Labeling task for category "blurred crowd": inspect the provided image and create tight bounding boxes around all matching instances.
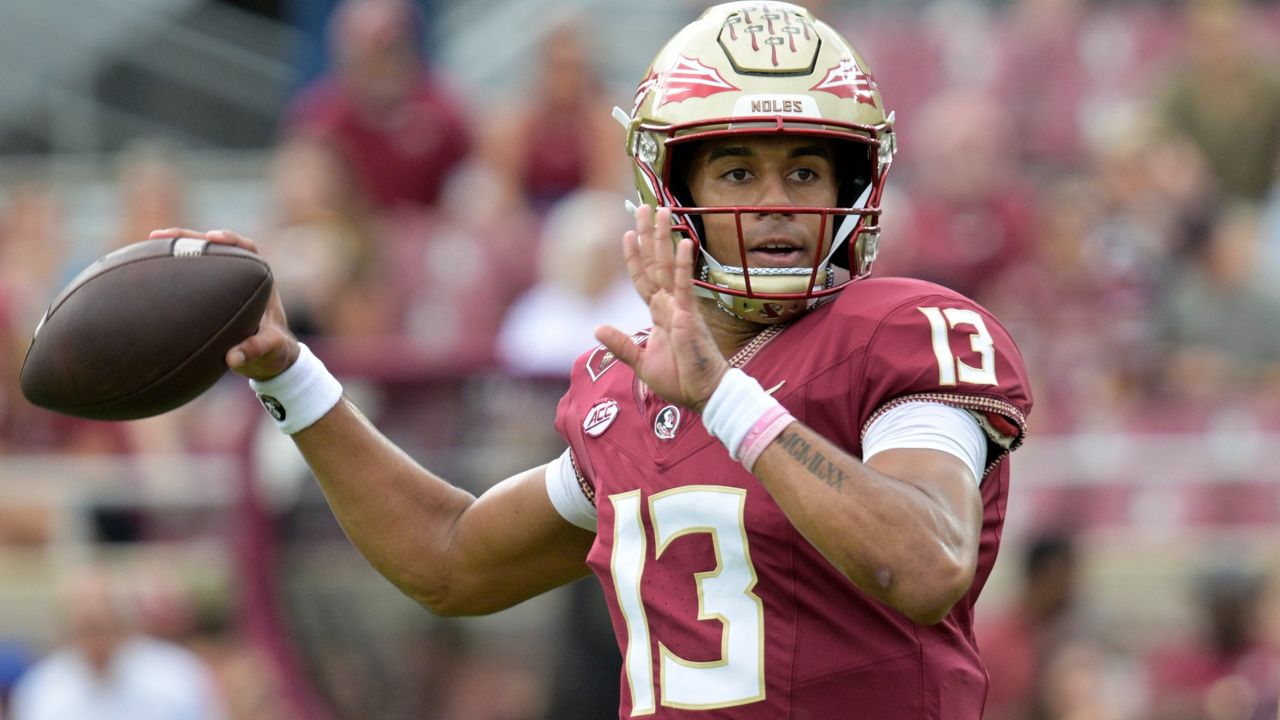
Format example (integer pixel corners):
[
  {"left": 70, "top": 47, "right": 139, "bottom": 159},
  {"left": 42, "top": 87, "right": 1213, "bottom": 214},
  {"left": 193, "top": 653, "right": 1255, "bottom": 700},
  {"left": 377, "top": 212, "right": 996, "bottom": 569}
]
[{"left": 1, "top": 0, "right": 1280, "bottom": 718}]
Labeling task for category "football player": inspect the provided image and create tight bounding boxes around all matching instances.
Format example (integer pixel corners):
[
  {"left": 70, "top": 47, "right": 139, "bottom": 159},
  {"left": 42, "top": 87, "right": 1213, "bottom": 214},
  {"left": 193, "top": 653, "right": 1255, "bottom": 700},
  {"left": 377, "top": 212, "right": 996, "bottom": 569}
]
[{"left": 154, "top": 2, "right": 1031, "bottom": 717}]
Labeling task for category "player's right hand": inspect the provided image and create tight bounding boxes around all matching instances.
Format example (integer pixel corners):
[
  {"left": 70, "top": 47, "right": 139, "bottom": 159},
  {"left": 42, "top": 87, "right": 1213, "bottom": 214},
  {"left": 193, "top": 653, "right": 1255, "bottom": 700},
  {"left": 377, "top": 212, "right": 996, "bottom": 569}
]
[
  {"left": 596, "top": 206, "right": 729, "bottom": 412},
  {"left": 148, "top": 227, "right": 300, "bottom": 382}
]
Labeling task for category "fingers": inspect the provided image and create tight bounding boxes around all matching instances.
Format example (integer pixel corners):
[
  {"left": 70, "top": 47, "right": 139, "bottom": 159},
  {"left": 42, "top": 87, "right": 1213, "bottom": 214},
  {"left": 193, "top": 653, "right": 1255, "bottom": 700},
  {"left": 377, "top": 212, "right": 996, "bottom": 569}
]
[
  {"left": 672, "top": 238, "right": 697, "bottom": 313},
  {"left": 648, "top": 208, "right": 676, "bottom": 294},
  {"left": 622, "top": 229, "right": 656, "bottom": 301},
  {"left": 594, "top": 325, "right": 643, "bottom": 369},
  {"left": 225, "top": 324, "right": 300, "bottom": 381},
  {"left": 208, "top": 229, "right": 261, "bottom": 254},
  {"left": 148, "top": 227, "right": 260, "bottom": 254},
  {"left": 649, "top": 289, "right": 673, "bottom": 329},
  {"left": 633, "top": 205, "right": 656, "bottom": 292},
  {"left": 633, "top": 205, "right": 678, "bottom": 294},
  {"left": 226, "top": 328, "right": 279, "bottom": 370},
  {"left": 149, "top": 227, "right": 206, "bottom": 241}
]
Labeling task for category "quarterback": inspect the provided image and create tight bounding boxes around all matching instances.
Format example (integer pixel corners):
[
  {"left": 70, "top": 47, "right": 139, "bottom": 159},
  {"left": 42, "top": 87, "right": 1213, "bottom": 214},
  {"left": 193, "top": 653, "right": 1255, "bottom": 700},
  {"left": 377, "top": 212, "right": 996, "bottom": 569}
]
[{"left": 154, "top": 2, "right": 1031, "bottom": 717}]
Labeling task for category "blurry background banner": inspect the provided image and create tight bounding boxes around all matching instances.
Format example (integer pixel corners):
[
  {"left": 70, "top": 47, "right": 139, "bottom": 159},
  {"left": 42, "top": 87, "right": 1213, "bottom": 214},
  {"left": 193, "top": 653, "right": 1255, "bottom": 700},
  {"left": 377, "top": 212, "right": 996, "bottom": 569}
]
[{"left": 2, "top": 1, "right": 1280, "bottom": 719}]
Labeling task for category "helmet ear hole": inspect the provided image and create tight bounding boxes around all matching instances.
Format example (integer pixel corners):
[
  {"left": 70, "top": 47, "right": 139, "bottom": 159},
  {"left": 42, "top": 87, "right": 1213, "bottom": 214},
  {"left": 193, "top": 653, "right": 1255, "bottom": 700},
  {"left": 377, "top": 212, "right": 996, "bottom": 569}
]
[
  {"left": 835, "top": 142, "right": 874, "bottom": 210},
  {"left": 667, "top": 145, "right": 695, "bottom": 207},
  {"left": 665, "top": 145, "right": 705, "bottom": 243},
  {"left": 830, "top": 141, "right": 875, "bottom": 271}
]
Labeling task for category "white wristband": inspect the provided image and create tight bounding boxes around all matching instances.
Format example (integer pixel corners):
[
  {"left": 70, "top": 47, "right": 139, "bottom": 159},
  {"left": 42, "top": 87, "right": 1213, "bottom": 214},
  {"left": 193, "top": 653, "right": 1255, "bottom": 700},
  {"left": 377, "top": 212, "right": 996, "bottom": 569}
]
[
  {"left": 701, "top": 368, "right": 784, "bottom": 461},
  {"left": 249, "top": 343, "right": 343, "bottom": 435}
]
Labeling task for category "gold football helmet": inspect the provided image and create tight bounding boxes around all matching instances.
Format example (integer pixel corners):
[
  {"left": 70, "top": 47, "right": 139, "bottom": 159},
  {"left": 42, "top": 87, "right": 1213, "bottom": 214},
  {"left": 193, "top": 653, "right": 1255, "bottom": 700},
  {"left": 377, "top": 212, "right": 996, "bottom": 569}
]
[{"left": 618, "top": 1, "right": 896, "bottom": 323}]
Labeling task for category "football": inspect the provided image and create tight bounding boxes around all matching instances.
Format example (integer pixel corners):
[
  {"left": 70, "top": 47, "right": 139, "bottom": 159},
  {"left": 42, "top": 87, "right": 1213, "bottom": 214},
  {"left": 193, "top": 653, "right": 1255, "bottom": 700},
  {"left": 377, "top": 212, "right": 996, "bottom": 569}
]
[{"left": 19, "top": 237, "right": 273, "bottom": 420}]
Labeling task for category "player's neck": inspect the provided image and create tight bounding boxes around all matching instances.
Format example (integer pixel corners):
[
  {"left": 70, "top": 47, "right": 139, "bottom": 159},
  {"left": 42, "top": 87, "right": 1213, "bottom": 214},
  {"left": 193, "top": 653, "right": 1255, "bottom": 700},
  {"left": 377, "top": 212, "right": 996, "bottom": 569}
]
[{"left": 698, "top": 298, "right": 774, "bottom": 360}]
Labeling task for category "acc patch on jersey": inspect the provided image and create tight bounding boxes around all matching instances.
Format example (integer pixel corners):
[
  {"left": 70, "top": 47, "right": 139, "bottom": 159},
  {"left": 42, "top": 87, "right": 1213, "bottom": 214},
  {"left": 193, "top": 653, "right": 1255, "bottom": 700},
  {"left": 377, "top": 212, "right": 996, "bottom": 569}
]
[{"left": 583, "top": 399, "right": 620, "bottom": 437}]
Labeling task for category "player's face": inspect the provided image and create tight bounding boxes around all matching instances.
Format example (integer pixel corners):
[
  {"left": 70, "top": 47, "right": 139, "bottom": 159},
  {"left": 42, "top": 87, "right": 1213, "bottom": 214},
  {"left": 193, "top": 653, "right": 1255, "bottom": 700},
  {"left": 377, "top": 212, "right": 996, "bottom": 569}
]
[{"left": 685, "top": 136, "right": 840, "bottom": 270}]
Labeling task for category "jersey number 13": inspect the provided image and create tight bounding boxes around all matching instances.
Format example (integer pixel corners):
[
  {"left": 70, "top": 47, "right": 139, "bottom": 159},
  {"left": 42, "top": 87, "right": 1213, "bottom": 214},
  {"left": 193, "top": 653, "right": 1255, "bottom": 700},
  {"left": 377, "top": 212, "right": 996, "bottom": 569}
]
[{"left": 610, "top": 486, "right": 766, "bottom": 715}]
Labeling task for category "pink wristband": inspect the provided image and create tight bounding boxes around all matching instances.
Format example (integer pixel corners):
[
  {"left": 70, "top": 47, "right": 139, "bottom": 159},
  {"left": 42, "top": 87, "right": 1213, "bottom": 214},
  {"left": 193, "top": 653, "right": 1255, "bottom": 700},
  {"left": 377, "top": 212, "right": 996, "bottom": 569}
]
[{"left": 739, "top": 406, "right": 796, "bottom": 472}]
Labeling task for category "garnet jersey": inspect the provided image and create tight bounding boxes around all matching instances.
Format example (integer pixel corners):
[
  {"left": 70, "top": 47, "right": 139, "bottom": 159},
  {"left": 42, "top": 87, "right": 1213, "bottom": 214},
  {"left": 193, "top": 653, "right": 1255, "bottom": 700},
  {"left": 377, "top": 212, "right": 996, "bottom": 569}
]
[{"left": 554, "top": 277, "right": 1032, "bottom": 719}]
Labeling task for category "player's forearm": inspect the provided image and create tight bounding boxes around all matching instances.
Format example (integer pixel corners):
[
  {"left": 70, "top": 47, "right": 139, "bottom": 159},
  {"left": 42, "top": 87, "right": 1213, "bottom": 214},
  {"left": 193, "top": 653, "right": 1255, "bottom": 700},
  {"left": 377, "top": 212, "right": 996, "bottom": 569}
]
[
  {"left": 288, "top": 398, "right": 592, "bottom": 615},
  {"left": 290, "top": 398, "right": 478, "bottom": 611},
  {"left": 752, "top": 423, "right": 978, "bottom": 624}
]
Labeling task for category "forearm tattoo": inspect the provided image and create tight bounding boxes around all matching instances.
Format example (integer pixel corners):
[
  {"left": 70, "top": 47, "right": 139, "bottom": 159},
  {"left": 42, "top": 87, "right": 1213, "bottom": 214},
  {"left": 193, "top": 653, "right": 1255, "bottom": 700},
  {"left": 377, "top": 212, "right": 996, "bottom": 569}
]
[{"left": 777, "top": 431, "right": 847, "bottom": 492}]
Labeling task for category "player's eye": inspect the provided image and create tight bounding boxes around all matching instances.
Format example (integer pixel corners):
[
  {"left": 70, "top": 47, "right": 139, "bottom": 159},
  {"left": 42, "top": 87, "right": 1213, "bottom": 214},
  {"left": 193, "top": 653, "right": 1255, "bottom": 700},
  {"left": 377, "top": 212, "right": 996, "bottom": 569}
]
[
  {"left": 721, "top": 168, "right": 752, "bottom": 183},
  {"left": 790, "top": 167, "right": 819, "bottom": 183}
]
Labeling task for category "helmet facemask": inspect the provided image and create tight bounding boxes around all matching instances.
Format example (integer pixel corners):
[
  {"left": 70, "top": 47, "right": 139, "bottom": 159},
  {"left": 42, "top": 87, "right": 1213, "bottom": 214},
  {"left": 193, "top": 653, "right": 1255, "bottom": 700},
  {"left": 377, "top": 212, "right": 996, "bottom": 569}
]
[
  {"left": 663, "top": 129, "right": 884, "bottom": 323},
  {"left": 620, "top": 2, "right": 896, "bottom": 325}
]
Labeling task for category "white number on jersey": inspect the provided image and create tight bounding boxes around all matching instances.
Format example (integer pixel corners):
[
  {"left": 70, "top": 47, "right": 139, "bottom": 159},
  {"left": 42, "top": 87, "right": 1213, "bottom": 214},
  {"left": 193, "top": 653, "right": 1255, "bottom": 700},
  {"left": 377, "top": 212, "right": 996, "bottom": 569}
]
[
  {"left": 918, "top": 306, "right": 998, "bottom": 386},
  {"left": 609, "top": 486, "right": 766, "bottom": 715}
]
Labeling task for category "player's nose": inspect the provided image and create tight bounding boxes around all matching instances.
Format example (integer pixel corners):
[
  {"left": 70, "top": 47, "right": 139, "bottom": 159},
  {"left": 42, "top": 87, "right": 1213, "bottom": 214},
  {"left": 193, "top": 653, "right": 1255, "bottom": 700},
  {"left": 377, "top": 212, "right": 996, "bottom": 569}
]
[{"left": 753, "top": 173, "right": 796, "bottom": 217}]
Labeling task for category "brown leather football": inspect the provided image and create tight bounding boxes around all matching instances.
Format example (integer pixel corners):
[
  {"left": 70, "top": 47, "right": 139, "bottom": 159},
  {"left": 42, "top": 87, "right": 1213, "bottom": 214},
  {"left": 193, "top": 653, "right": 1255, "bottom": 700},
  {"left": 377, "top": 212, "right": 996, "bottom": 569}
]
[{"left": 19, "top": 237, "right": 273, "bottom": 420}]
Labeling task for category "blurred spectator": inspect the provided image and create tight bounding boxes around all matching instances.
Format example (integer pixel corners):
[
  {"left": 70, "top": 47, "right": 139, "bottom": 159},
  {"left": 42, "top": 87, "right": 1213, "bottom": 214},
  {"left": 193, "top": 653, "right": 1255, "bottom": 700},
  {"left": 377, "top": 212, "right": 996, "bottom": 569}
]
[
  {"left": 477, "top": 13, "right": 626, "bottom": 216},
  {"left": 493, "top": 190, "right": 641, "bottom": 720},
  {"left": 1091, "top": 116, "right": 1218, "bottom": 263},
  {"left": 0, "top": 184, "right": 129, "bottom": 456},
  {"left": 1263, "top": 185, "right": 1280, "bottom": 291},
  {"left": 0, "top": 184, "right": 62, "bottom": 454},
  {"left": 393, "top": 165, "right": 541, "bottom": 364},
  {"left": 109, "top": 141, "right": 208, "bottom": 463},
  {"left": 0, "top": 641, "right": 33, "bottom": 718},
  {"left": 992, "top": 0, "right": 1091, "bottom": 171},
  {"left": 283, "top": 0, "right": 472, "bottom": 213},
  {"left": 112, "top": 140, "right": 191, "bottom": 251},
  {"left": 496, "top": 190, "right": 649, "bottom": 376},
  {"left": 0, "top": 184, "right": 65, "bottom": 329},
  {"left": 980, "top": 535, "right": 1085, "bottom": 720},
  {"left": 1155, "top": 0, "right": 1280, "bottom": 202},
  {"left": 1253, "top": 566, "right": 1280, "bottom": 719},
  {"left": 1039, "top": 637, "right": 1146, "bottom": 720},
  {"left": 878, "top": 89, "right": 1037, "bottom": 304},
  {"left": 287, "top": 0, "right": 440, "bottom": 92},
  {"left": 1144, "top": 567, "right": 1276, "bottom": 720},
  {"left": 1155, "top": 202, "right": 1280, "bottom": 404},
  {"left": 262, "top": 134, "right": 389, "bottom": 339},
  {"left": 10, "top": 567, "right": 226, "bottom": 720},
  {"left": 981, "top": 177, "right": 1148, "bottom": 432}
]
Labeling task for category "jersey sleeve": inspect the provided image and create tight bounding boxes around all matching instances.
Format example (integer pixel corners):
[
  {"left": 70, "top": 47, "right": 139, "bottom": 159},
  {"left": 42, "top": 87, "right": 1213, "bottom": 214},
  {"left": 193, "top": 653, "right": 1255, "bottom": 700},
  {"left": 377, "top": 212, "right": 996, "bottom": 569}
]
[
  {"left": 545, "top": 448, "right": 598, "bottom": 530},
  {"left": 862, "top": 402, "right": 988, "bottom": 483},
  {"left": 552, "top": 348, "right": 606, "bottom": 522},
  {"left": 856, "top": 293, "right": 1033, "bottom": 476}
]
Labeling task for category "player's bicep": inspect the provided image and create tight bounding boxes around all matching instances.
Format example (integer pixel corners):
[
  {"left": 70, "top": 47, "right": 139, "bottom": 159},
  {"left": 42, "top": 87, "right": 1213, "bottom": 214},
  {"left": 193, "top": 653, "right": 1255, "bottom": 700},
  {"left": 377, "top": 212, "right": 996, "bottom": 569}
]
[
  {"left": 449, "top": 463, "right": 595, "bottom": 613},
  {"left": 864, "top": 448, "right": 983, "bottom": 553}
]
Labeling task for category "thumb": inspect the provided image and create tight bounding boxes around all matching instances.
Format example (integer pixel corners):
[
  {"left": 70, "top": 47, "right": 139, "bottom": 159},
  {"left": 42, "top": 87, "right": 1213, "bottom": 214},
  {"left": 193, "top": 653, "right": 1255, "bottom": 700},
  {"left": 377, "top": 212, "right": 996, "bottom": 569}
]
[{"left": 594, "top": 325, "right": 642, "bottom": 369}]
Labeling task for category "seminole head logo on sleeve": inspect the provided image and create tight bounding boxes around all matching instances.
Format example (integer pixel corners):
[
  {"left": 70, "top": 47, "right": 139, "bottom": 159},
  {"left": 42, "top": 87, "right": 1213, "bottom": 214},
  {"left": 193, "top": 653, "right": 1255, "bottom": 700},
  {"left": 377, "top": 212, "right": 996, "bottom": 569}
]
[{"left": 617, "top": 1, "right": 897, "bottom": 326}]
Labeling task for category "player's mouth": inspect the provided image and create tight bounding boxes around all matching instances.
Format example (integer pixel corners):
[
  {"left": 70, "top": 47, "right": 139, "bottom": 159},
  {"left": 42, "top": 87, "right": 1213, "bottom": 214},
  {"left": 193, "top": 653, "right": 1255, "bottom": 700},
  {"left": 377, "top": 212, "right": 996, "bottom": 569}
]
[{"left": 747, "top": 240, "right": 808, "bottom": 268}]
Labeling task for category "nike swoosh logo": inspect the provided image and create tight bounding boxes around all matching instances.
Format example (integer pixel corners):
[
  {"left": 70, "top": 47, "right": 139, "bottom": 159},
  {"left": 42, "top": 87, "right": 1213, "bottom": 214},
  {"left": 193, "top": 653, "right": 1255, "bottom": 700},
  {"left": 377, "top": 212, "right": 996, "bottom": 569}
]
[{"left": 764, "top": 380, "right": 786, "bottom": 396}]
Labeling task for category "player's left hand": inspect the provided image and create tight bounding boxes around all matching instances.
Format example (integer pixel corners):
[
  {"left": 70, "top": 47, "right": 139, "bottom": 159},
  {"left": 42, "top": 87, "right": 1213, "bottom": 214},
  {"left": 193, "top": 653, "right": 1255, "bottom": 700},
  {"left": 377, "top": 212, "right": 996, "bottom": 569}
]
[{"left": 596, "top": 206, "right": 729, "bottom": 412}]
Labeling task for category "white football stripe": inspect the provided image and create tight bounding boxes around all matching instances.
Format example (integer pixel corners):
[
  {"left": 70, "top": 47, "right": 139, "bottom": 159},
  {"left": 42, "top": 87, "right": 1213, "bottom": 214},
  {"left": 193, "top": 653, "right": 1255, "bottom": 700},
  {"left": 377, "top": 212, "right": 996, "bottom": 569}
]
[{"left": 172, "top": 238, "right": 208, "bottom": 257}]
